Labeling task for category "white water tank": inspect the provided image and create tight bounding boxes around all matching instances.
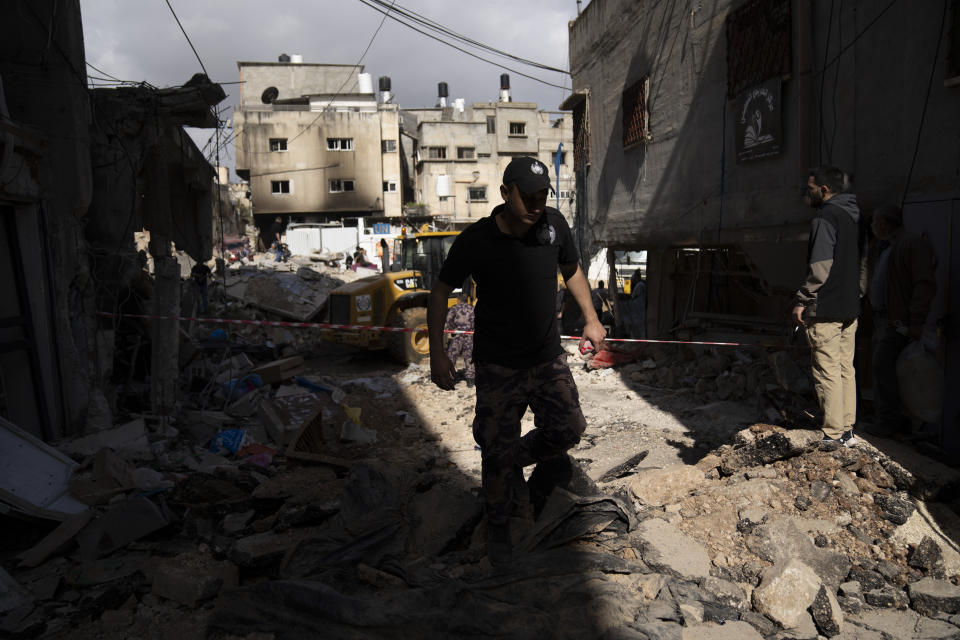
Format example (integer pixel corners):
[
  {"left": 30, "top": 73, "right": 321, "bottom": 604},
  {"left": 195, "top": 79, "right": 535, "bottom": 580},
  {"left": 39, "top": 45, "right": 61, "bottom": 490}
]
[
  {"left": 290, "top": 54, "right": 303, "bottom": 63},
  {"left": 454, "top": 98, "right": 465, "bottom": 113},
  {"left": 358, "top": 73, "right": 374, "bottom": 94},
  {"left": 435, "top": 174, "right": 452, "bottom": 197}
]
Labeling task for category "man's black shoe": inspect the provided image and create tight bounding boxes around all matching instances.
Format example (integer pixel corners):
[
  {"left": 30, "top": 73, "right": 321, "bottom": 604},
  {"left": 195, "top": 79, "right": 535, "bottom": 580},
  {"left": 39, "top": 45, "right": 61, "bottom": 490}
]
[
  {"left": 528, "top": 454, "right": 574, "bottom": 519},
  {"left": 486, "top": 522, "right": 512, "bottom": 566},
  {"left": 841, "top": 429, "right": 858, "bottom": 447}
]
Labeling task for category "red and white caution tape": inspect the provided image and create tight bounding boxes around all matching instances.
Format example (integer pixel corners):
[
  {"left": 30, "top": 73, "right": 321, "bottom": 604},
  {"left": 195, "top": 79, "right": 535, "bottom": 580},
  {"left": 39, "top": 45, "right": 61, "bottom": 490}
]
[{"left": 97, "top": 311, "right": 801, "bottom": 349}]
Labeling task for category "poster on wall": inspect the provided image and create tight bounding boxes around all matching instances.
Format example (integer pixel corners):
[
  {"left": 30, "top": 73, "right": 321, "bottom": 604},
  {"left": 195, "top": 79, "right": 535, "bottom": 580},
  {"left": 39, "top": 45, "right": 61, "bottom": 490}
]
[{"left": 734, "top": 76, "right": 782, "bottom": 163}]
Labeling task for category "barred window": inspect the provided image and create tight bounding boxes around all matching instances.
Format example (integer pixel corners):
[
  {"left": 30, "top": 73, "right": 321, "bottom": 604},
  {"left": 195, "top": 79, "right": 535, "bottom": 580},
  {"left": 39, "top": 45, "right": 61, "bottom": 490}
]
[
  {"left": 622, "top": 76, "right": 650, "bottom": 148},
  {"left": 573, "top": 99, "right": 590, "bottom": 170},
  {"left": 726, "top": 0, "right": 792, "bottom": 98}
]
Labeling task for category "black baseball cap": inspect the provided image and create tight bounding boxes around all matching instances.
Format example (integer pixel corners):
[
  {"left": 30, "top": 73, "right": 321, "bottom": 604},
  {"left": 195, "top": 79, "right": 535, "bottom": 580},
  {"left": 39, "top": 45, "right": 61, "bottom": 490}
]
[{"left": 502, "top": 156, "right": 553, "bottom": 194}]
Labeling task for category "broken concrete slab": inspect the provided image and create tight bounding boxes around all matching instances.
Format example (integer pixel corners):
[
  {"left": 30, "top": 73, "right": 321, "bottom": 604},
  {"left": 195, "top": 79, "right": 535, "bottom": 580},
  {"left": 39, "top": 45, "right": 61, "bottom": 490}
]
[
  {"left": 681, "top": 620, "right": 764, "bottom": 639},
  {"left": 259, "top": 394, "right": 321, "bottom": 447},
  {"left": 908, "top": 577, "right": 960, "bottom": 616},
  {"left": 0, "top": 568, "right": 32, "bottom": 614},
  {"left": 629, "top": 464, "right": 704, "bottom": 507},
  {"left": 68, "top": 448, "right": 136, "bottom": 505},
  {"left": 58, "top": 418, "right": 152, "bottom": 459},
  {"left": 76, "top": 497, "right": 169, "bottom": 560},
  {"left": 15, "top": 511, "right": 93, "bottom": 568},
  {"left": 150, "top": 551, "right": 238, "bottom": 606},
  {"left": 847, "top": 608, "right": 960, "bottom": 639},
  {"left": 225, "top": 270, "right": 339, "bottom": 321},
  {"left": 747, "top": 517, "right": 850, "bottom": 587},
  {"left": 230, "top": 528, "right": 317, "bottom": 568},
  {"left": 752, "top": 558, "right": 822, "bottom": 629},
  {"left": 65, "top": 553, "right": 148, "bottom": 587},
  {"left": 635, "top": 518, "right": 711, "bottom": 579}
]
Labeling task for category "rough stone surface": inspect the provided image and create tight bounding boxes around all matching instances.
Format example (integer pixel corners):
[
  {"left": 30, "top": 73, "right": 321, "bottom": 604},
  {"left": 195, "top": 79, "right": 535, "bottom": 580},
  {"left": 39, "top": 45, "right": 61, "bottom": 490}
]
[
  {"left": 699, "top": 577, "right": 748, "bottom": 611},
  {"left": 810, "top": 480, "right": 831, "bottom": 501},
  {"left": 748, "top": 518, "right": 850, "bottom": 587},
  {"left": 849, "top": 609, "right": 960, "bottom": 639},
  {"left": 848, "top": 568, "right": 887, "bottom": 591},
  {"left": 908, "top": 536, "right": 944, "bottom": 572},
  {"left": 406, "top": 482, "right": 481, "bottom": 557},
  {"left": 873, "top": 493, "right": 915, "bottom": 525},
  {"left": 809, "top": 584, "right": 844, "bottom": 637},
  {"left": 150, "top": 552, "right": 239, "bottom": 607},
  {"left": 720, "top": 430, "right": 817, "bottom": 475},
  {"left": 863, "top": 586, "right": 909, "bottom": 609},
  {"left": 752, "top": 559, "right": 822, "bottom": 629},
  {"left": 630, "top": 465, "right": 705, "bottom": 507},
  {"left": 739, "top": 610, "right": 777, "bottom": 636},
  {"left": 636, "top": 519, "right": 712, "bottom": 579},
  {"left": 681, "top": 620, "right": 764, "bottom": 639},
  {"left": 908, "top": 577, "right": 960, "bottom": 616}
]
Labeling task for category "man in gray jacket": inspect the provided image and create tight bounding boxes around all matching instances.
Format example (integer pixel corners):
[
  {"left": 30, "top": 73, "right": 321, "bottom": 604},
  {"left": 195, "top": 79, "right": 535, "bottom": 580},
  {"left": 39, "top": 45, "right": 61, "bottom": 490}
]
[{"left": 792, "top": 166, "right": 867, "bottom": 447}]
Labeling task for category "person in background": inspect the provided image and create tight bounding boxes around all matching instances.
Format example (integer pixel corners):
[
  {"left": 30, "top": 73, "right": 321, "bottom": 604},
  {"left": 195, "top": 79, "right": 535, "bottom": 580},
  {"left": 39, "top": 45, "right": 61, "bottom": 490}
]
[
  {"left": 792, "top": 166, "right": 867, "bottom": 449},
  {"left": 270, "top": 217, "right": 285, "bottom": 263},
  {"left": 445, "top": 293, "right": 475, "bottom": 385},
  {"left": 866, "top": 204, "right": 937, "bottom": 439},
  {"left": 190, "top": 262, "right": 211, "bottom": 315}
]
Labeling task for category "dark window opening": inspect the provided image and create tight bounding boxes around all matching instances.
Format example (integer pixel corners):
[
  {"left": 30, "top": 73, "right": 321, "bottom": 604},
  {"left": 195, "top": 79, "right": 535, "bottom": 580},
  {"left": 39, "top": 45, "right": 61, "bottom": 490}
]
[{"left": 622, "top": 76, "right": 650, "bottom": 148}]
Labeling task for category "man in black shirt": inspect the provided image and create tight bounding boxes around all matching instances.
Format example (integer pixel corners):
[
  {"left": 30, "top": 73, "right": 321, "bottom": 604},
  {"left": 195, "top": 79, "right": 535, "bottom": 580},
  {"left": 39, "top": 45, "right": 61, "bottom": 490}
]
[{"left": 428, "top": 156, "right": 606, "bottom": 565}]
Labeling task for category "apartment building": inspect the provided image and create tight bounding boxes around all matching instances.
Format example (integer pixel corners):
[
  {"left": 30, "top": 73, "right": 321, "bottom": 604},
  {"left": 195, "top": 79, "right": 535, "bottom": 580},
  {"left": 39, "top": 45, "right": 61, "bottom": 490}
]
[
  {"left": 233, "top": 57, "right": 403, "bottom": 230},
  {"left": 403, "top": 77, "right": 575, "bottom": 226}
]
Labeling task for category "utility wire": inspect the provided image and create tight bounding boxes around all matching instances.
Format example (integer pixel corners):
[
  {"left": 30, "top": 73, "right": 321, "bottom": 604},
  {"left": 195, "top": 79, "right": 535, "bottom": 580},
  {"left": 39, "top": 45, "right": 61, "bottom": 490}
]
[
  {"left": 812, "top": 0, "right": 899, "bottom": 78},
  {"left": 355, "top": 0, "right": 568, "bottom": 90},
  {"left": 363, "top": 0, "right": 569, "bottom": 75},
  {"left": 901, "top": 0, "right": 948, "bottom": 206},
  {"left": 287, "top": 0, "right": 397, "bottom": 145},
  {"left": 163, "top": 0, "right": 209, "bottom": 78}
]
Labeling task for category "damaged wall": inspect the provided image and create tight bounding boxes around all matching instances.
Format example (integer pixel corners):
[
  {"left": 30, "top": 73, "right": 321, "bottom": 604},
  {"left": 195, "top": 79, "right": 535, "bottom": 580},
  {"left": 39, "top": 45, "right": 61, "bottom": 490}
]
[{"left": 0, "top": 0, "right": 98, "bottom": 438}]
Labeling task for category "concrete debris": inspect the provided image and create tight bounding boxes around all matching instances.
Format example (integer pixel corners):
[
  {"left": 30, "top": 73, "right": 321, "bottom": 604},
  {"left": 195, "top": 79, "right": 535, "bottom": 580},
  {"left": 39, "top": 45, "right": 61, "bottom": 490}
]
[
  {"left": 224, "top": 269, "right": 341, "bottom": 321},
  {"left": 58, "top": 418, "right": 152, "bottom": 459},
  {"left": 76, "top": 497, "right": 169, "bottom": 561},
  {"left": 752, "top": 558, "right": 822, "bottom": 629},
  {"left": 148, "top": 551, "right": 239, "bottom": 607},
  {"left": 629, "top": 464, "right": 704, "bottom": 507}
]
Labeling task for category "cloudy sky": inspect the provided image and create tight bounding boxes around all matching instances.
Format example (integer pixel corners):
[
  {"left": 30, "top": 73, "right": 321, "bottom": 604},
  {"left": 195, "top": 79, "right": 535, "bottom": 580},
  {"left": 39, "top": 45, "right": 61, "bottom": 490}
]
[{"left": 80, "top": 0, "right": 584, "bottom": 176}]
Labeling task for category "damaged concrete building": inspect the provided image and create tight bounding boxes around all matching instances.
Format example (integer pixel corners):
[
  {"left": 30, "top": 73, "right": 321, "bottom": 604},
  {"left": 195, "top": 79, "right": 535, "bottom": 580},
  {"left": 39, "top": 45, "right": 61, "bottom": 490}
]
[
  {"left": 232, "top": 57, "right": 404, "bottom": 240},
  {"left": 403, "top": 75, "right": 576, "bottom": 226},
  {"left": 0, "top": 0, "right": 225, "bottom": 440},
  {"left": 563, "top": 0, "right": 960, "bottom": 458}
]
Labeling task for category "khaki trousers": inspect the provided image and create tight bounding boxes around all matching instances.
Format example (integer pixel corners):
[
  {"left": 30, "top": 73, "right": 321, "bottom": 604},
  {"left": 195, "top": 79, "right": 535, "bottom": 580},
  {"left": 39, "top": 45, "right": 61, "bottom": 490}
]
[{"left": 805, "top": 319, "right": 858, "bottom": 439}]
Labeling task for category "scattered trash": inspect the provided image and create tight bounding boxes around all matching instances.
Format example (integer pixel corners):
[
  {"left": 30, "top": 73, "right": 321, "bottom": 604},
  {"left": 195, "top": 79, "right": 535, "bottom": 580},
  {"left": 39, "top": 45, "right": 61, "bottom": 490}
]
[{"left": 209, "top": 429, "right": 248, "bottom": 455}]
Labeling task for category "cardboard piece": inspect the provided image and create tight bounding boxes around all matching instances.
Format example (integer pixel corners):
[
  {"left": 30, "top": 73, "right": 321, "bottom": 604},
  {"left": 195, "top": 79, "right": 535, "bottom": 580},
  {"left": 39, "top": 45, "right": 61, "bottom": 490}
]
[
  {"left": 258, "top": 393, "right": 317, "bottom": 447},
  {"left": 0, "top": 416, "right": 89, "bottom": 521},
  {"left": 249, "top": 356, "right": 305, "bottom": 385},
  {"left": 285, "top": 406, "right": 351, "bottom": 469}
]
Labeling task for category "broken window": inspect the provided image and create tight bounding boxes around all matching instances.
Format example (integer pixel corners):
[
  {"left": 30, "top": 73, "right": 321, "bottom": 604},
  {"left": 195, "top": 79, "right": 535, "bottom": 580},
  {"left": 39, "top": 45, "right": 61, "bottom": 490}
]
[
  {"left": 329, "top": 179, "right": 355, "bottom": 193},
  {"left": 558, "top": 190, "right": 576, "bottom": 200},
  {"left": 509, "top": 122, "right": 526, "bottom": 135},
  {"left": 327, "top": 138, "right": 354, "bottom": 151},
  {"left": 457, "top": 147, "right": 475, "bottom": 160},
  {"left": 622, "top": 75, "right": 650, "bottom": 148},
  {"left": 381, "top": 139, "right": 397, "bottom": 153},
  {"left": 468, "top": 186, "right": 487, "bottom": 201},
  {"left": 725, "top": 0, "right": 792, "bottom": 98},
  {"left": 486, "top": 116, "right": 496, "bottom": 134},
  {"left": 552, "top": 151, "right": 567, "bottom": 166},
  {"left": 269, "top": 138, "right": 287, "bottom": 152},
  {"left": 573, "top": 98, "right": 590, "bottom": 170},
  {"left": 271, "top": 180, "right": 291, "bottom": 194},
  {"left": 383, "top": 180, "right": 397, "bottom": 192},
  {"left": 427, "top": 147, "right": 447, "bottom": 159}
]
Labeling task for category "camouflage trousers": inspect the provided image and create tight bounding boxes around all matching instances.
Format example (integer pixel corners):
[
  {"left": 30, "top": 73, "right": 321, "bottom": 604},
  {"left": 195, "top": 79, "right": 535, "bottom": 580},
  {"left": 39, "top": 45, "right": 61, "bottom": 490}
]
[
  {"left": 473, "top": 354, "right": 586, "bottom": 525},
  {"left": 446, "top": 336, "right": 475, "bottom": 379}
]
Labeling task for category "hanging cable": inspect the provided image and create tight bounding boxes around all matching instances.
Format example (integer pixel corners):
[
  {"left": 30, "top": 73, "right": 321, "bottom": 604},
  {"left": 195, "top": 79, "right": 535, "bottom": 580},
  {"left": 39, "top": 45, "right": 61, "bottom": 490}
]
[
  {"left": 287, "top": 0, "right": 397, "bottom": 145},
  {"left": 901, "top": 0, "right": 949, "bottom": 206},
  {"left": 354, "top": 0, "right": 569, "bottom": 90}
]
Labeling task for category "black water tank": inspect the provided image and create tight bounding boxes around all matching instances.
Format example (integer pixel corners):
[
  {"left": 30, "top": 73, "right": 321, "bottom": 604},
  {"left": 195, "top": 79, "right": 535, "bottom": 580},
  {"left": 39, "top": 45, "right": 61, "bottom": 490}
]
[
  {"left": 438, "top": 82, "right": 449, "bottom": 98},
  {"left": 500, "top": 74, "right": 510, "bottom": 90},
  {"left": 278, "top": 53, "right": 291, "bottom": 62},
  {"left": 379, "top": 76, "right": 391, "bottom": 92}
]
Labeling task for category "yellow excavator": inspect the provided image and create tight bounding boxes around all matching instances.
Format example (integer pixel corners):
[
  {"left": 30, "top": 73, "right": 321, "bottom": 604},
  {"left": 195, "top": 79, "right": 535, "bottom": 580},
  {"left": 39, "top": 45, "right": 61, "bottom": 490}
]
[{"left": 321, "top": 230, "right": 472, "bottom": 363}]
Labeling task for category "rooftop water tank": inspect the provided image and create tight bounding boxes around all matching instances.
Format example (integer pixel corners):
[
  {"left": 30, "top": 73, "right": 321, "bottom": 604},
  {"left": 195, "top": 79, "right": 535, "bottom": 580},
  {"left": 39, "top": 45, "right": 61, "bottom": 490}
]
[{"left": 358, "top": 73, "right": 374, "bottom": 94}]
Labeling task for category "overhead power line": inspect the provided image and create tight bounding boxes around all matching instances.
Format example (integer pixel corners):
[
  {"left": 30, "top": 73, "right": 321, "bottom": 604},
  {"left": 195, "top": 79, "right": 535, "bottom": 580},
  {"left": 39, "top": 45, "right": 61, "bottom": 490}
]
[
  {"left": 363, "top": 0, "right": 570, "bottom": 75},
  {"left": 286, "top": 0, "right": 398, "bottom": 145},
  {"left": 355, "top": 0, "right": 569, "bottom": 89},
  {"left": 163, "top": 0, "right": 209, "bottom": 78}
]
